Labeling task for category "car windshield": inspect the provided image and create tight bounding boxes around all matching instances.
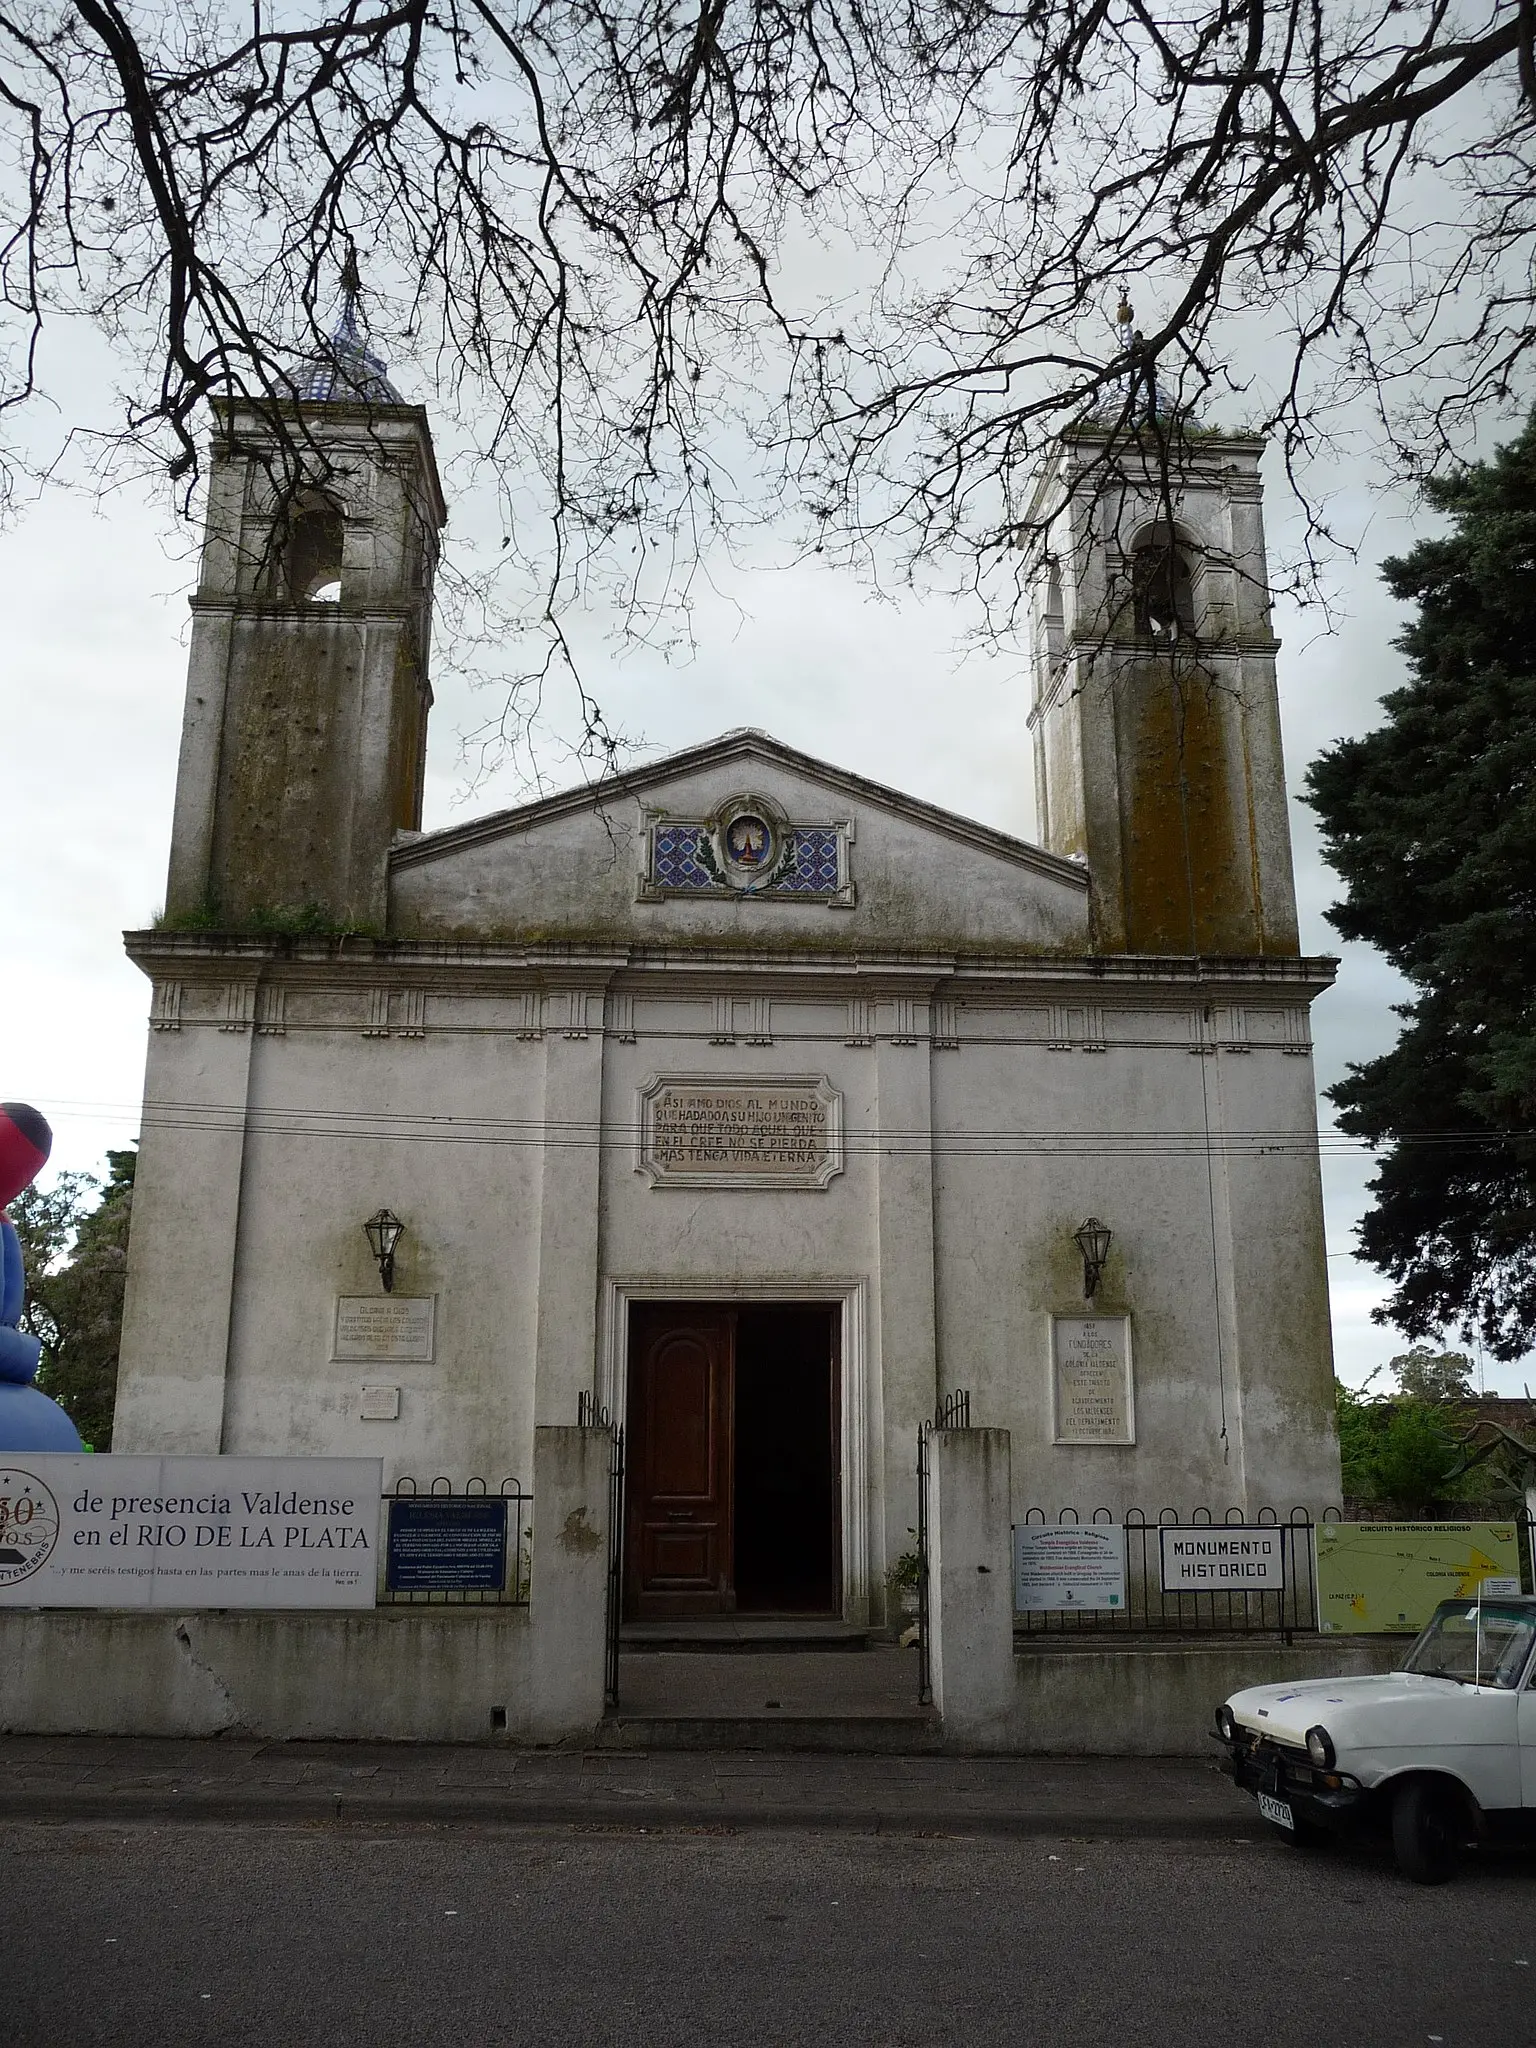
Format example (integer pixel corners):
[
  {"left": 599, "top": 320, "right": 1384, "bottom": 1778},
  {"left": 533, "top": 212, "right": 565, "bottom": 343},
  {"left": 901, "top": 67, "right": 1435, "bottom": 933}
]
[{"left": 1402, "top": 1603, "right": 1536, "bottom": 1690}]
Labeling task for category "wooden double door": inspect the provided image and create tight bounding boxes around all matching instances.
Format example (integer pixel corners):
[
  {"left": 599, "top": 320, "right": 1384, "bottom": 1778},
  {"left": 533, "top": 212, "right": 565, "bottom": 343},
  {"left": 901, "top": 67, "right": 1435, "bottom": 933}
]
[{"left": 624, "top": 1302, "right": 840, "bottom": 1618}]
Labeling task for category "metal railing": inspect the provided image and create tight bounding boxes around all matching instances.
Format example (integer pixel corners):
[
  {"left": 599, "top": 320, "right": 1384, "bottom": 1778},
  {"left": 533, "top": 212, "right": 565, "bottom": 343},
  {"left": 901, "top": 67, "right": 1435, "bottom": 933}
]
[
  {"left": 1013, "top": 1504, "right": 1536, "bottom": 1640},
  {"left": 1014, "top": 1507, "right": 1324, "bottom": 1640},
  {"left": 378, "top": 1476, "right": 531, "bottom": 1606}
]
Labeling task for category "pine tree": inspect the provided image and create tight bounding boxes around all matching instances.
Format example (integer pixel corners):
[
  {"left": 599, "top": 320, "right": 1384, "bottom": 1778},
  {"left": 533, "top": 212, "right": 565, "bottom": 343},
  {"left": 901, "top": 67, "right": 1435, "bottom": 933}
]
[{"left": 1306, "top": 415, "right": 1536, "bottom": 1359}]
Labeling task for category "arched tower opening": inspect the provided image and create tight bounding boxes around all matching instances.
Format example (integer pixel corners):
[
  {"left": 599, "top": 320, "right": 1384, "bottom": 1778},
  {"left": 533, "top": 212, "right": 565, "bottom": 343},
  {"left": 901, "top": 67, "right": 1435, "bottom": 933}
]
[
  {"left": 163, "top": 306, "right": 446, "bottom": 930},
  {"left": 1026, "top": 432, "right": 1299, "bottom": 957}
]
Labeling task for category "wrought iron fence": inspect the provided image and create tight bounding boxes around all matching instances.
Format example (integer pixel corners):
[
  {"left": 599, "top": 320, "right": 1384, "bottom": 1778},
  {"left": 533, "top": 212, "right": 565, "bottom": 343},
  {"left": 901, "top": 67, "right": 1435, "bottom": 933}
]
[
  {"left": 1014, "top": 1504, "right": 1536, "bottom": 1640},
  {"left": 377, "top": 1476, "right": 532, "bottom": 1606},
  {"left": 1014, "top": 1508, "right": 1324, "bottom": 1640},
  {"left": 915, "top": 1390, "right": 972, "bottom": 1706}
]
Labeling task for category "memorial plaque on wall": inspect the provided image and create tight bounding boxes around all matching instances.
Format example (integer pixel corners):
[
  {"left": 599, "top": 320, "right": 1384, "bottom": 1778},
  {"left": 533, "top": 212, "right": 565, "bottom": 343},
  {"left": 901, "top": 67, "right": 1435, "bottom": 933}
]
[
  {"left": 1051, "top": 1316, "right": 1134, "bottom": 1445},
  {"left": 637, "top": 1076, "right": 844, "bottom": 1189},
  {"left": 385, "top": 1498, "right": 508, "bottom": 1592},
  {"left": 333, "top": 1295, "right": 436, "bottom": 1362}
]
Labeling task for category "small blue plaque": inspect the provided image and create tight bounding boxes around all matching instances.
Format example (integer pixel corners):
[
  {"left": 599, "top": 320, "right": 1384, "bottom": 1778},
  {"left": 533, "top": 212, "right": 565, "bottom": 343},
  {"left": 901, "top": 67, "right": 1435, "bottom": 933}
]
[{"left": 386, "top": 1498, "right": 507, "bottom": 1592}]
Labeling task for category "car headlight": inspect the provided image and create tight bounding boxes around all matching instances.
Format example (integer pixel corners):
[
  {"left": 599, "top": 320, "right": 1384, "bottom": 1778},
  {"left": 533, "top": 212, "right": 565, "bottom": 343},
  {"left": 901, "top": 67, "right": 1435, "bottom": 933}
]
[
  {"left": 1305, "top": 1725, "right": 1335, "bottom": 1770},
  {"left": 1215, "top": 1704, "right": 1237, "bottom": 1741}
]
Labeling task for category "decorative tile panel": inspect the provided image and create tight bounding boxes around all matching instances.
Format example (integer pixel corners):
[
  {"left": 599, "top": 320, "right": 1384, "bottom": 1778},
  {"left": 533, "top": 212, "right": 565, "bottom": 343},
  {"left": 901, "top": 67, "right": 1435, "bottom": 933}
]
[{"left": 642, "top": 804, "right": 855, "bottom": 906}]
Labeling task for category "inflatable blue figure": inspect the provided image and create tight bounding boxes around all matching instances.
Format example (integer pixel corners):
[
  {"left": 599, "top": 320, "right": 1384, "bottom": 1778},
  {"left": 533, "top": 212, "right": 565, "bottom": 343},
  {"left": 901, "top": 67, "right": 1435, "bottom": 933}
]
[{"left": 0, "top": 1103, "right": 84, "bottom": 1452}]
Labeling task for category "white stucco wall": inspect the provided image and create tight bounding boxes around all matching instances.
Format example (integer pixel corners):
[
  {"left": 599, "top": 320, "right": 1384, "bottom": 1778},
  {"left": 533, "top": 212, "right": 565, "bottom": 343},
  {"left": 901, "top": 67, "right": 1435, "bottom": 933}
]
[{"left": 116, "top": 932, "right": 1340, "bottom": 1626}]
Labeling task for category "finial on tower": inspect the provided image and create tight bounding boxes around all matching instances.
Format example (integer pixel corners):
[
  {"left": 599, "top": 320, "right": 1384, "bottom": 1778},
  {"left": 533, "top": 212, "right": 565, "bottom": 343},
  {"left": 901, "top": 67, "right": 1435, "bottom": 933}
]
[{"left": 301, "top": 253, "right": 403, "bottom": 405}]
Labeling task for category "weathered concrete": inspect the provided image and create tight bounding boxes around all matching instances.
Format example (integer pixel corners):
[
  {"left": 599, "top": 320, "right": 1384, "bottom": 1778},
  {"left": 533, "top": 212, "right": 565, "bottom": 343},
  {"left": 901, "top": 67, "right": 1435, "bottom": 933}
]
[
  {"left": 0, "top": 1608, "right": 537, "bottom": 1743},
  {"left": 995, "top": 1636, "right": 1404, "bottom": 1757},
  {"left": 165, "top": 396, "right": 445, "bottom": 930},
  {"left": 927, "top": 1428, "right": 1016, "bottom": 1742},
  {"left": 118, "top": 420, "right": 1344, "bottom": 1613},
  {"left": 528, "top": 1424, "right": 611, "bottom": 1741},
  {"left": 0, "top": 1426, "right": 610, "bottom": 1746},
  {"left": 1026, "top": 432, "right": 1301, "bottom": 958}
]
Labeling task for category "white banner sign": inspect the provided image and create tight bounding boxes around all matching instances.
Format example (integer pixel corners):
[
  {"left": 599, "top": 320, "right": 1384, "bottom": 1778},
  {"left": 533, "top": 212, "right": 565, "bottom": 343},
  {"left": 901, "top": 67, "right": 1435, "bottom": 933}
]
[
  {"left": 1159, "top": 1526, "right": 1285, "bottom": 1592},
  {"left": 1013, "top": 1524, "right": 1126, "bottom": 1612},
  {"left": 0, "top": 1457, "right": 381, "bottom": 1609}
]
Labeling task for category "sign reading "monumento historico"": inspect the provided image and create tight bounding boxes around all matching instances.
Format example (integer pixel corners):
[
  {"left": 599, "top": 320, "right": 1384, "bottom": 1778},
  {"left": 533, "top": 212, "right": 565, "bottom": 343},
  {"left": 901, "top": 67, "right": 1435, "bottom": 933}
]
[{"left": 637, "top": 1076, "right": 844, "bottom": 1190}]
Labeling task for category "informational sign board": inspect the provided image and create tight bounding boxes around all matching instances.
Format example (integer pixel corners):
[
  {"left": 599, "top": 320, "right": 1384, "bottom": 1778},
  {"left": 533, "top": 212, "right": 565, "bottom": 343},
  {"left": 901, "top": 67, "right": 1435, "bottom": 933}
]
[
  {"left": 1316, "top": 1521, "right": 1524, "bottom": 1634},
  {"left": 636, "top": 1076, "right": 844, "bottom": 1189},
  {"left": 1159, "top": 1526, "right": 1285, "bottom": 1592},
  {"left": 333, "top": 1295, "right": 435, "bottom": 1362},
  {"left": 1013, "top": 1524, "right": 1127, "bottom": 1612},
  {"left": 0, "top": 1457, "right": 380, "bottom": 1609},
  {"left": 1050, "top": 1317, "right": 1134, "bottom": 1445},
  {"left": 386, "top": 1498, "right": 508, "bottom": 1592}
]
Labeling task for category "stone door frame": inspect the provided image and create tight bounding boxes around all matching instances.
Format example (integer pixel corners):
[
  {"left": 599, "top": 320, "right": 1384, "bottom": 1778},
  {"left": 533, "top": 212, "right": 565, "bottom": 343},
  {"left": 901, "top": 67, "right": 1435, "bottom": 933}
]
[{"left": 598, "top": 1276, "right": 873, "bottom": 1624}]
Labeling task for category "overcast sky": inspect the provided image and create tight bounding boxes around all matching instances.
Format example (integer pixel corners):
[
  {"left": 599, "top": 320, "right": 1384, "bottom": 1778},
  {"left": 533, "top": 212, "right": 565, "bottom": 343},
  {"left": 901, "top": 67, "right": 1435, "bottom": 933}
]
[{"left": 1, "top": 322, "right": 1524, "bottom": 1397}]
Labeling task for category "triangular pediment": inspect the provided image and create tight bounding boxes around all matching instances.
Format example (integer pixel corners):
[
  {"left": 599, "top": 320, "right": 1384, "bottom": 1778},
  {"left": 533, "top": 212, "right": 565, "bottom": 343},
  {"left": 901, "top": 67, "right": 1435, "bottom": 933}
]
[{"left": 389, "top": 730, "right": 1089, "bottom": 952}]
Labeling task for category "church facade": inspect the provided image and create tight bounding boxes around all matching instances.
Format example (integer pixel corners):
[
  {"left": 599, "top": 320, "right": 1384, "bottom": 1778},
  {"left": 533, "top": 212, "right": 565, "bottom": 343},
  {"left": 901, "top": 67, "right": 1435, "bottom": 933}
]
[{"left": 113, "top": 367, "right": 1342, "bottom": 1626}]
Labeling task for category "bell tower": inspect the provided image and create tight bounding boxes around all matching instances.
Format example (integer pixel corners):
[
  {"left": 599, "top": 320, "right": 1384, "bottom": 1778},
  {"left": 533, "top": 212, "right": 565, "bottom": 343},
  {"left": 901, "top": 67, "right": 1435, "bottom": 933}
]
[
  {"left": 163, "top": 318, "right": 446, "bottom": 932},
  {"left": 1025, "top": 428, "right": 1300, "bottom": 956}
]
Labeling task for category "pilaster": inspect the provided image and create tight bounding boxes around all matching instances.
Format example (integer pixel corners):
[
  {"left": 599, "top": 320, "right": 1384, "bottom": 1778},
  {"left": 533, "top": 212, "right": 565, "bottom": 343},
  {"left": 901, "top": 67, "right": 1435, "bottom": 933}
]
[
  {"left": 874, "top": 1008, "right": 940, "bottom": 1579},
  {"left": 530, "top": 976, "right": 612, "bottom": 1425},
  {"left": 113, "top": 994, "right": 255, "bottom": 1452}
]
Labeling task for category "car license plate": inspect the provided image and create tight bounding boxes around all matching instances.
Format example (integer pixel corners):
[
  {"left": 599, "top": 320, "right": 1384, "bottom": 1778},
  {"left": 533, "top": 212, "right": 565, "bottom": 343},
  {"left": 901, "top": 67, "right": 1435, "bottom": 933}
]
[{"left": 1257, "top": 1792, "right": 1294, "bottom": 1830}]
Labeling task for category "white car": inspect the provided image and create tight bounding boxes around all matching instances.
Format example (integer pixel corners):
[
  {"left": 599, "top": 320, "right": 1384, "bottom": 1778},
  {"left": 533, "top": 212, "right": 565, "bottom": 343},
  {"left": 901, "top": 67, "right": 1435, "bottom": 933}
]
[{"left": 1214, "top": 1594, "right": 1536, "bottom": 1883}]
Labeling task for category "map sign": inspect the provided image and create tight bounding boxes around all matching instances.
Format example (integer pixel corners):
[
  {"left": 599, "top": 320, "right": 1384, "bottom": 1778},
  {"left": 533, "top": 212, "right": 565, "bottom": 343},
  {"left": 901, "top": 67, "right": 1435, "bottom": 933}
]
[
  {"left": 1013, "top": 1524, "right": 1126, "bottom": 1612},
  {"left": 1315, "top": 1521, "right": 1524, "bottom": 1634}
]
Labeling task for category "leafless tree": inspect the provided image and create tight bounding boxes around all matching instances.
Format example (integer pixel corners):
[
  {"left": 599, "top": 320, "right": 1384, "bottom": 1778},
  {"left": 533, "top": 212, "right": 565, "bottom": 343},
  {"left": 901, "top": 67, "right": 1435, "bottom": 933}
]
[{"left": 2, "top": 0, "right": 1531, "bottom": 757}]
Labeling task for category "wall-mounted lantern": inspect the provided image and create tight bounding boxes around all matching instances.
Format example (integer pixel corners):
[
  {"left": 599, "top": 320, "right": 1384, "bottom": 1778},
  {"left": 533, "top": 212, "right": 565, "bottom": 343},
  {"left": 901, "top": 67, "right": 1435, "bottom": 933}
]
[
  {"left": 363, "top": 1208, "right": 406, "bottom": 1293},
  {"left": 1072, "top": 1216, "right": 1113, "bottom": 1301}
]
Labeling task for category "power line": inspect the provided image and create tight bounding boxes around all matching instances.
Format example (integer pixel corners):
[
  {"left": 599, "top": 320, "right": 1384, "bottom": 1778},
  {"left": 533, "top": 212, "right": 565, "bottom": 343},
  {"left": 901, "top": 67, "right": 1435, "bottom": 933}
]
[{"left": 28, "top": 1094, "right": 1535, "bottom": 1158}]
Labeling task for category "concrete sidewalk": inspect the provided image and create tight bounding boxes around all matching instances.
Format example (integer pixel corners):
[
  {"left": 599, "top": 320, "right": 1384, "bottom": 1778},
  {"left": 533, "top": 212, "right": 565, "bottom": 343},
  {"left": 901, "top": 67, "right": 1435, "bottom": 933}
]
[{"left": 0, "top": 1735, "right": 1254, "bottom": 1838}]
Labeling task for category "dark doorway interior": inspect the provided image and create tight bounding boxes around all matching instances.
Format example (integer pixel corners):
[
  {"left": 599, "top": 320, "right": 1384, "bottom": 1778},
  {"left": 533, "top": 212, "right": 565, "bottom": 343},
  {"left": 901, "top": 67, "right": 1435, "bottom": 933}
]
[
  {"left": 623, "top": 1301, "right": 840, "bottom": 1619},
  {"left": 732, "top": 1306, "right": 838, "bottom": 1614}
]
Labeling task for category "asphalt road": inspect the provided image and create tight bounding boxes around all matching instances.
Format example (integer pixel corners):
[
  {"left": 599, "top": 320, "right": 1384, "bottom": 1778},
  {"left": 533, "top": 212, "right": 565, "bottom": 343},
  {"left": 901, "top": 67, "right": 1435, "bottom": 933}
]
[{"left": 5, "top": 1818, "right": 1534, "bottom": 2048}]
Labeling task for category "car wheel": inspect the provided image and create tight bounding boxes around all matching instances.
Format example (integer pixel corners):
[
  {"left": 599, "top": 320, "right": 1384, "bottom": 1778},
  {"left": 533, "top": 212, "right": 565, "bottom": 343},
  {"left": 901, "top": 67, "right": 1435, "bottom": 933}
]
[{"left": 1391, "top": 1778, "right": 1465, "bottom": 1885}]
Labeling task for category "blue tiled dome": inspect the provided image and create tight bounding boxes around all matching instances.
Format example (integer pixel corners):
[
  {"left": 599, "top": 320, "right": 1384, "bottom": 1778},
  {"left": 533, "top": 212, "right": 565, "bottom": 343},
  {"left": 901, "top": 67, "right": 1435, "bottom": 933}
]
[{"left": 300, "top": 299, "right": 405, "bottom": 405}]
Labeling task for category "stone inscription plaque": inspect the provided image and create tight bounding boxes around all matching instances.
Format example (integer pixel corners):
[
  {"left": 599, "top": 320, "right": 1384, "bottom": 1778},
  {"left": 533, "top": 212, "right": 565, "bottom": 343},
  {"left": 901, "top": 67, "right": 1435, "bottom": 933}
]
[
  {"left": 1051, "top": 1316, "right": 1134, "bottom": 1445},
  {"left": 637, "top": 1076, "right": 844, "bottom": 1190},
  {"left": 333, "top": 1296, "right": 436, "bottom": 1363}
]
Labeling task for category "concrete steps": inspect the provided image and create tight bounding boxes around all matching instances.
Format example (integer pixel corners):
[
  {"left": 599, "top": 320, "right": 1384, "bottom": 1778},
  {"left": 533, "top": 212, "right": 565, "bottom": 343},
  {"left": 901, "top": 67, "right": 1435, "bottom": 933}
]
[
  {"left": 594, "top": 1712, "right": 942, "bottom": 1753},
  {"left": 619, "top": 1620, "right": 878, "bottom": 1654},
  {"left": 602, "top": 1641, "right": 938, "bottom": 1750}
]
